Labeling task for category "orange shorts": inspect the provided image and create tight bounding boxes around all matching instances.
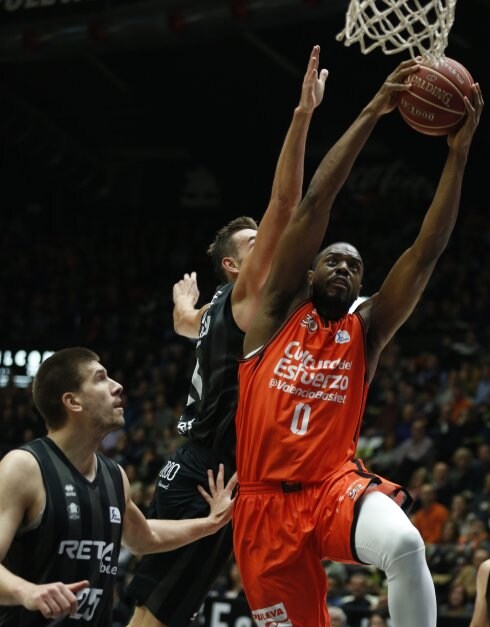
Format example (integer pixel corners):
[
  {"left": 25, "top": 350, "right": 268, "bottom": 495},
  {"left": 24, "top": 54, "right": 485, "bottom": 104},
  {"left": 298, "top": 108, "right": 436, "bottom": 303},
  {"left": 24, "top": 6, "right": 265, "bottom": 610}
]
[{"left": 233, "top": 459, "right": 409, "bottom": 627}]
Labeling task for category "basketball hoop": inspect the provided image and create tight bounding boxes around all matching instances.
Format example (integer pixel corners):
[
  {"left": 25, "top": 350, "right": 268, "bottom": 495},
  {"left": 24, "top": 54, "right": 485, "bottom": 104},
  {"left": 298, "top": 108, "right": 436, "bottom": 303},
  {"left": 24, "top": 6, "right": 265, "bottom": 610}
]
[{"left": 336, "top": 0, "right": 457, "bottom": 65}]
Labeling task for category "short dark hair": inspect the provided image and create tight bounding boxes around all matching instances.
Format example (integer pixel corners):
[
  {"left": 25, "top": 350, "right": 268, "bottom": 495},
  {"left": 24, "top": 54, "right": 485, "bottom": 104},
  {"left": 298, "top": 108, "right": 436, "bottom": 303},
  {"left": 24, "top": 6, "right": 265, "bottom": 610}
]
[
  {"left": 33, "top": 347, "right": 99, "bottom": 430},
  {"left": 207, "top": 216, "right": 258, "bottom": 282}
]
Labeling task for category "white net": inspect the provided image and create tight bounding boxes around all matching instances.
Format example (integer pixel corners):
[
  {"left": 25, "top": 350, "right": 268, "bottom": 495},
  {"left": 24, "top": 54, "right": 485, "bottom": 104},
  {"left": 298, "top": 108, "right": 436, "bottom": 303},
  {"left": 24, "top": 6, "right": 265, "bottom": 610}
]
[{"left": 336, "top": 0, "right": 457, "bottom": 64}]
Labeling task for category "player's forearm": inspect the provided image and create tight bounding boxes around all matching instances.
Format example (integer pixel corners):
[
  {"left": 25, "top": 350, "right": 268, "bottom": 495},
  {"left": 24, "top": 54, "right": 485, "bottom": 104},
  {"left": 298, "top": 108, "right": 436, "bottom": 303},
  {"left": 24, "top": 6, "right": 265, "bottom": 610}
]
[
  {"left": 173, "top": 299, "right": 202, "bottom": 338},
  {"left": 269, "top": 108, "right": 313, "bottom": 210},
  {"left": 414, "top": 147, "right": 468, "bottom": 258},
  {"left": 303, "top": 104, "right": 380, "bottom": 214},
  {"left": 136, "top": 517, "right": 222, "bottom": 555},
  {"left": 0, "top": 564, "right": 32, "bottom": 606}
]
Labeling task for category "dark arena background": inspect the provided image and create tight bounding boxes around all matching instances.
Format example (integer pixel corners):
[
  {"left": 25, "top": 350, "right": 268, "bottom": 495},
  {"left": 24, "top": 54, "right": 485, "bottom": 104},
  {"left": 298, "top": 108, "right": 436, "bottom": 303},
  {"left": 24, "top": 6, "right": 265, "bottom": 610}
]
[{"left": 1, "top": 2, "right": 489, "bottom": 626}]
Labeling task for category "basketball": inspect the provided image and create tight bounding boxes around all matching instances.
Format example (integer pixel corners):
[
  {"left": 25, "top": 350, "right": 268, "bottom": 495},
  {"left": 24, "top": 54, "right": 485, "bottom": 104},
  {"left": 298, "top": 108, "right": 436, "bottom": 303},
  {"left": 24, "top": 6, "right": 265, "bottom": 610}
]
[{"left": 397, "top": 57, "right": 475, "bottom": 136}]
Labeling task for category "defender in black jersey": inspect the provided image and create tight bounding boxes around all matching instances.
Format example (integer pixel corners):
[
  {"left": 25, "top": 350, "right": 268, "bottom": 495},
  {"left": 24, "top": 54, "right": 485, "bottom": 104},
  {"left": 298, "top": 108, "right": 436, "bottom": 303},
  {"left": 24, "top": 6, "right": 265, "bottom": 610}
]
[
  {"left": 127, "top": 45, "right": 329, "bottom": 627},
  {"left": 0, "top": 347, "right": 236, "bottom": 626}
]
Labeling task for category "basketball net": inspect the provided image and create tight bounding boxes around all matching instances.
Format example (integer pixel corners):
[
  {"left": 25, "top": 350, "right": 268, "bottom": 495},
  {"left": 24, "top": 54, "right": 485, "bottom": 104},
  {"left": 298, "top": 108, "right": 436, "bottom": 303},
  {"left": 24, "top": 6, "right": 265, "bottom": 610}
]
[{"left": 336, "top": 0, "right": 457, "bottom": 65}]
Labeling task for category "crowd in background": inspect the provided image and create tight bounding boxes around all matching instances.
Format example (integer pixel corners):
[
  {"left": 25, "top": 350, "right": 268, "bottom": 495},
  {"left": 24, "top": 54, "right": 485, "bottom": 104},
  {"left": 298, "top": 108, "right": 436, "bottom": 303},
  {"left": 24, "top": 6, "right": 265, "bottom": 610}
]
[{"left": 0, "top": 190, "right": 489, "bottom": 626}]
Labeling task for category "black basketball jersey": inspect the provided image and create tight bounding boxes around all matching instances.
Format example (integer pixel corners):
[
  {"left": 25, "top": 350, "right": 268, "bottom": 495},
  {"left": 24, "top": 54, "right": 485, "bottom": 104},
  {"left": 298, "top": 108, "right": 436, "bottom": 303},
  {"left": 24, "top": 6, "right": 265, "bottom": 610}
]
[
  {"left": 0, "top": 437, "right": 126, "bottom": 626},
  {"left": 177, "top": 282, "right": 244, "bottom": 464}
]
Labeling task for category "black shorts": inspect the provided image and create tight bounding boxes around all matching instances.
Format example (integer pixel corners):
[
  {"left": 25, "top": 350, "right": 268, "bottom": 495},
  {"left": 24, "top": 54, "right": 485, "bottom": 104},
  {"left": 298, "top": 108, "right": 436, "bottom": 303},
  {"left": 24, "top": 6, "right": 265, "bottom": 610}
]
[{"left": 126, "top": 441, "right": 235, "bottom": 626}]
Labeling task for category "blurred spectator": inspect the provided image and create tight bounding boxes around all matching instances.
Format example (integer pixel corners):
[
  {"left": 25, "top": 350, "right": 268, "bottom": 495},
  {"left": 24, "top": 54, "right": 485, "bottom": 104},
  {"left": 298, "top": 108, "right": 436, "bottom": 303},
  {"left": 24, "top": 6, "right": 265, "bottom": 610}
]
[
  {"left": 458, "top": 514, "right": 490, "bottom": 555},
  {"left": 366, "top": 431, "right": 398, "bottom": 476},
  {"left": 369, "top": 388, "right": 399, "bottom": 435},
  {"left": 430, "top": 460, "right": 454, "bottom": 508},
  {"left": 328, "top": 605, "right": 349, "bottom": 627},
  {"left": 427, "top": 519, "right": 463, "bottom": 600},
  {"left": 449, "top": 492, "right": 474, "bottom": 539},
  {"left": 438, "top": 582, "right": 474, "bottom": 620},
  {"left": 326, "top": 573, "right": 347, "bottom": 608},
  {"left": 405, "top": 466, "right": 431, "bottom": 509},
  {"left": 361, "top": 612, "right": 392, "bottom": 627},
  {"left": 340, "top": 572, "right": 379, "bottom": 627},
  {"left": 411, "top": 483, "right": 450, "bottom": 545},
  {"left": 449, "top": 447, "right": 482, "bottom": 497},
  {"left": 391, "top": 418, "right": 434, "bottom": 484},
  {"left": 452, "top": 546, "right": 490, "bottom": 601}
]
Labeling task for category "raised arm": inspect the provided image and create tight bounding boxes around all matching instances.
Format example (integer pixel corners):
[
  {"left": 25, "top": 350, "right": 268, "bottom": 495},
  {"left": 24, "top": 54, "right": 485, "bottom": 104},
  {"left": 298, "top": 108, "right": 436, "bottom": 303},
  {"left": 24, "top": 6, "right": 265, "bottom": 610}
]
[
  {"left": 122, "top": 464, "right": 237, "bottom": 555},
  {"left": 244, "top": 60, "right": 419, "bottom": 355},
  {"left": 0, "top": 451, "right": 88, "bottom": 620},
  {"left": 231, "top": 44, "right": 328, "bottom": 331},
  {"left": 172, "top": 272, "right": 209, "bottom": 339},
  {"left": 360, "top": 82, "right": 483, "bottom": 378},
  {"left": 469, "top": 558, "right": 490, "bottom": 627}
]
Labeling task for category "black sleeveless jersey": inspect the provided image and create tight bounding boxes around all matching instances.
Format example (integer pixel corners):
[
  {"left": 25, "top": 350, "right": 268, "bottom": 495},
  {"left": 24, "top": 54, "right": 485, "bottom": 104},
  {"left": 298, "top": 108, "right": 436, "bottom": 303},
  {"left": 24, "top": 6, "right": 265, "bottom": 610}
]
[
  {"left": 0, "top": 437, "right": 126, "bottom": 627},
  {"left": 177, "top": 282, "right": 244, "bottom": 465}
]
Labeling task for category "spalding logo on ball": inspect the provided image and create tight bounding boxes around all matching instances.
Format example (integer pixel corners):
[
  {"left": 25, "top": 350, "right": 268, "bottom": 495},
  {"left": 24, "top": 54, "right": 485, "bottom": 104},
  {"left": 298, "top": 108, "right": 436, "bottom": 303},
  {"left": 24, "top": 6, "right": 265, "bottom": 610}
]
[{"left": 397, "top": 57, "right": 475, "bottom": 136}]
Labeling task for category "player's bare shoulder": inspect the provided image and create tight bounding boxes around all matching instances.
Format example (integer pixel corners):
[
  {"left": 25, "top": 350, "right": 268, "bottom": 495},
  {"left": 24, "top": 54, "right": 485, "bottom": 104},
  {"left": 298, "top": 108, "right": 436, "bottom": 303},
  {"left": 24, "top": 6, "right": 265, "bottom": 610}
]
[
  {"left": 0, "top": 448, "right": 45, "bottom": 515},
  {"left": 478, "top": 558, "right": 490, "bottom": 579},
  {"left": 0, "top": 448, "right": 41, "bottom": 478}
]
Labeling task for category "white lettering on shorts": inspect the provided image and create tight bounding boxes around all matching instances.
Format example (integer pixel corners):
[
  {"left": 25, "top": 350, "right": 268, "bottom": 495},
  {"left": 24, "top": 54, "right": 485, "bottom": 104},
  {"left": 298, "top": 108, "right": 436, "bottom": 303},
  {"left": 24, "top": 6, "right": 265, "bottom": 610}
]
[
  {"left": 252, "top": 602, "right": 292, "bottom": 627},
  {"left": 158, "top": 460, "right": 181, "bottom": 488}
]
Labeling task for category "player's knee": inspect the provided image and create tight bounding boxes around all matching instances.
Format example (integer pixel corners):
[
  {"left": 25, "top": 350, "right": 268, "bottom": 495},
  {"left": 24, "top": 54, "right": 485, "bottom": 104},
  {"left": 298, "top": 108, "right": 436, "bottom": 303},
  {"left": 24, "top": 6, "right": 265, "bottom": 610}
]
[{"left": 387, "top": 524, "right": 425, "bottom": 565}]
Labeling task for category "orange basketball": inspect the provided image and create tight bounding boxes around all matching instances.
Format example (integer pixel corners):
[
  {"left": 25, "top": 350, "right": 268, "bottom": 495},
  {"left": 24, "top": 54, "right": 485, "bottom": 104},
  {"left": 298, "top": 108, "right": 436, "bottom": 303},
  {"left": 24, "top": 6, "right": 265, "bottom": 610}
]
[{"left": 397, "top": 57, "right": 475, "bottom": 136}]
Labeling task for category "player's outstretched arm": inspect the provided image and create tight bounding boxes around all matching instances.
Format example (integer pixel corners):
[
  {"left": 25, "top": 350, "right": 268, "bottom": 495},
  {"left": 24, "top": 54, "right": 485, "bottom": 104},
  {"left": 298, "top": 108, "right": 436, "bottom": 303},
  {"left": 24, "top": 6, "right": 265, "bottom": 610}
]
[
  {"left": 243, "top": 60, "right": 419, "bottom": 355},
  {"left": 172, "top": 272, "right": 209, "bottom": 339},
  {"left": 232, "top": 44, "right": 328, "bottom": 331},
  {"left": 121, "top": 464, "right": 237, "bottom": 555},
  {"left": 0, "top": 451, "right": 89, "bottom": 619},
  {"left": 469, "top": 558, "right": 490, "bottom": 627},
  {"left": 360, "top": 82, "right": 484, "bottom": 375}
]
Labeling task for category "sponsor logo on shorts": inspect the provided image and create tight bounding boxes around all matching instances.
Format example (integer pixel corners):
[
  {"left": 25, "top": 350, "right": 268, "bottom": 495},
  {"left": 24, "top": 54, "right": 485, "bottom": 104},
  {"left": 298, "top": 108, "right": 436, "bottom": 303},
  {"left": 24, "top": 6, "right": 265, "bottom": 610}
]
[
  {"left": 157, "top": 460, "right": 181, "bottom": 489},
  {"left": 252, "top": 602, "right": 292, "bottom": 626},
  {"left": 347, "top": 481, "right": 364, "bottom": 500}
]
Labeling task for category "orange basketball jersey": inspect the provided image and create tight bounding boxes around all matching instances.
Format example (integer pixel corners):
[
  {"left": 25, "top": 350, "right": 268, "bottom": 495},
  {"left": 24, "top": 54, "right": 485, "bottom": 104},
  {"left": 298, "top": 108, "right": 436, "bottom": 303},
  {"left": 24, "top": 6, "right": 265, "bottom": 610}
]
[{"left": 236, "top": 301, "right": 369, "bottom": 483}]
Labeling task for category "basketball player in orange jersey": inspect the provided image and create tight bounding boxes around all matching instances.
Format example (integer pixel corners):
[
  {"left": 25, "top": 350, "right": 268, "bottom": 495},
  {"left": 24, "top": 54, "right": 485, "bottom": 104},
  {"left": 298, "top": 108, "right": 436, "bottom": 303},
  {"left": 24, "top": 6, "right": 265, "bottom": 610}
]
[
  {"left": 233, "top": 59, "right": 483, "bottom": 627},
  {"left": 126, "top": 45, "right": 328, "bottom": 627}
]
